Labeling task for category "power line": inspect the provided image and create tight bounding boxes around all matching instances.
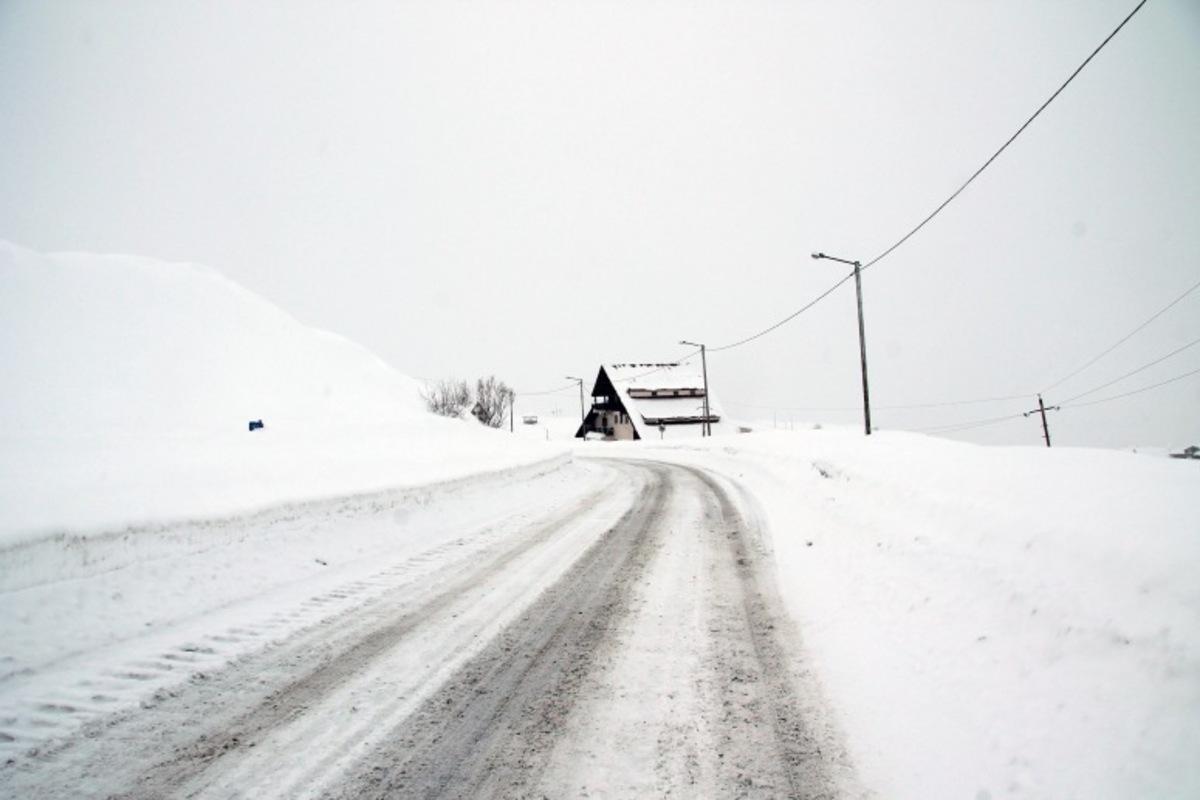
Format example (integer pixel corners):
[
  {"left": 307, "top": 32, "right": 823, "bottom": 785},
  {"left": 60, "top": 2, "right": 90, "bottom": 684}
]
[
  {"left": 1061, "top": 364, "right": 1200, "bottom": 409},
  {"left": 1057, "top": 334, "right": 1200, "bottom": 404},
  {"left": 515, "top": 382, "right": 577, "bottom": 396},
  {"left": 918, "top": 360, "right": 1200, "bottom": 436},
  {"left": 914, "top": 412, "right": 1028, "bottom": 435},
  {"left": 1041, "top": 275, "right": 1200, "bottom": 393},
  {"left": 706, "top": 0, "right": 1147, "bottom": 355},
  {"left": 725, "top": 399, "right": 859, "bottom": 413},
  {"left": 878, "top": 393, "right": 1031, "bottom": 411},
  {"left": 861, "top": 0, "right": 1148, "bottom": 273},
  {"left": 612, "top": 350, "right": 702, "bottom": 382},
  {"left": 726, "top": 391, "right": 1030, "bottom": 413},
  {"left": 917, "top": 334, "right": 1198, "bottom": 432},
  {"left": 709, "top": 273, "right": 854, "bottom": 353},
  {"left": 519, "top": 351, "right": 700, "bottom": 401}
]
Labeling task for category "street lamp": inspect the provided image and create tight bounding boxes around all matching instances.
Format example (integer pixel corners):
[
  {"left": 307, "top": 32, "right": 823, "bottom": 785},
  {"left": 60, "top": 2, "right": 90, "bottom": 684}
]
[
  {"left": 678, "top": 341, "right": 710, "bottom": 437},
  {"left": 565, "top": 376, "right": 585, "bottom": 428},
  {"left": 812, "top": 252, "right": 872, "bottom": 436}
]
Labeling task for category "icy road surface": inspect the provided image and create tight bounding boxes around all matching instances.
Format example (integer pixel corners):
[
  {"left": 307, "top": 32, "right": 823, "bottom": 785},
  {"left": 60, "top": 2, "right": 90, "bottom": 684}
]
[{"left": 0, "top": 458, "right": 848, "bottom": 798}]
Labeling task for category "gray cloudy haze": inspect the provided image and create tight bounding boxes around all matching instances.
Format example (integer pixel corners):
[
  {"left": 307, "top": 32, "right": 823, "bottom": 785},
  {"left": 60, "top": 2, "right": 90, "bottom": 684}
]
[{"left": 1, "top": 0, "right": 1197, "bottom": 448}]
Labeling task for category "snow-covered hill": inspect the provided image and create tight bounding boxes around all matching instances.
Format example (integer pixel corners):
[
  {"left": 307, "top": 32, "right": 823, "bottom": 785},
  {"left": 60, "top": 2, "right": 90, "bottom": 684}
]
[{"left": 0, "top": 241, "right": 558, "bottom": 541}]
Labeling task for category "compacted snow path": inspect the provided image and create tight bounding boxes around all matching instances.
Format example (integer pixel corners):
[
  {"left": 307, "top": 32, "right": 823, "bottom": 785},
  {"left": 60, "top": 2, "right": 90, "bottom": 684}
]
[{"left": 0, "top": 458, "right": 849, "bottom": 799}]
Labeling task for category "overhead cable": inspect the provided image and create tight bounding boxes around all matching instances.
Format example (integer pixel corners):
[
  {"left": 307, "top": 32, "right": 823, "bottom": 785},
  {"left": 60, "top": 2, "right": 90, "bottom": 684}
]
[
  {"left": 707, "top": 0, "right": 1148, "bottom": 354},
  {"left": 613, "top": 349, "right": 702, "bottom": 382},
  {"left": 861, "top": 0, "right": 1148, "bottom": 272},
  {"left": 1057, "top": 334, "right": 1200, "bottom": 404},
  {"left": 708, "top": 273, "right": 854, "bottom": 353},
  {"left": 1041, "top": 275, "right": 1200, "bottom": 393},
  {"left": 1060, "top": 364, "right": 1200, "bottom": 409},
  {"left": 914, "top": 412, "right": 1028, "bottom": 435},
  {"left": 726, "top": 391, "right": 1030, "bottom": 413},
  {"left": 516, "top": 382, "right": 577, "bottom": 396}
]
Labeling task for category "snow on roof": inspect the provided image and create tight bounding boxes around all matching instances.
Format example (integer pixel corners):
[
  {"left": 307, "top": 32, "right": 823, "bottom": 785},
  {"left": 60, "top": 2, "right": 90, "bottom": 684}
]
[
  {"left": 605, "top": 362, "right": 706, "bottom": 392},
  {"left": 598, "top": 362, "right": 727, "bottom": 440}
]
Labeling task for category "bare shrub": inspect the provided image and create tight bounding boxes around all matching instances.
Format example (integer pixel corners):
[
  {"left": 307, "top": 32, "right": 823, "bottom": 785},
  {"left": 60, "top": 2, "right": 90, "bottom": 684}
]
[
  {"left": 422, "top": 378, "right": 471, "bottom": 418},
  {"left": 472, "top": 375, "right": 513, "bottom": 428}
]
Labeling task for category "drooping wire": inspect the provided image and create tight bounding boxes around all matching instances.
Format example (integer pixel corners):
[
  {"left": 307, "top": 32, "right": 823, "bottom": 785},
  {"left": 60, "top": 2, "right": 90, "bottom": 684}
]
[
  {"left": 916, "top": 356, "right": 1200, "bottom": 434},
  {"left": 726, "top": 391, "right": 1031, "bottom": 413},
  {"left": 1056, "top": 334, "right": 1200, "bottom": 404},
  {"left": 515, "top": 382, "right": 579, "bottom": 396},
  {"left": 707, "top": 0, "right": 1149, "bottom": 354},
  {"left": 611, "top": 349, "right": 702, "bottom": 382},
  {"left": 914, "top": 412, "right": 1028, "bottom": 435},
  {"left": 1041, "top": 276, "right": 1200, "bottom": 393},
  {"left": 708, "top": 273, "right": 854, "bottom": 353},
  {"left": 861, "top": 0, "right": 1148, "bottom": 273},
  {"left": 1060, "top": 364, "right": 1200, "bottom": 409}
]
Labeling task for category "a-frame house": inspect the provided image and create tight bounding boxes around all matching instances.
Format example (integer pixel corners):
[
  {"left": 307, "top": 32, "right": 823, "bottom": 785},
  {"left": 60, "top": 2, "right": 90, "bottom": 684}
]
[{"left": 573, "top": 363, "right": 726, "bottom": 441}]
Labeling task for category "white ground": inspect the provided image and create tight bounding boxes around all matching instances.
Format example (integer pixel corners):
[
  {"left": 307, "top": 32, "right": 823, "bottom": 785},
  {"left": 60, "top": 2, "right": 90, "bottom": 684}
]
[
  {"left": 596, "top": 429, "right": 1200, "bottom": 799},
  {"left": 3, "top": 241, "right": 1197, "bottom": 797}
]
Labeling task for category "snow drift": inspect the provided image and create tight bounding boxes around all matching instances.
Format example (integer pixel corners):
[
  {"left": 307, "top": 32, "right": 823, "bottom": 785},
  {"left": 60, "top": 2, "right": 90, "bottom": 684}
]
[{"left": 0, "top": 241, "right": 558, "bottom": 541}]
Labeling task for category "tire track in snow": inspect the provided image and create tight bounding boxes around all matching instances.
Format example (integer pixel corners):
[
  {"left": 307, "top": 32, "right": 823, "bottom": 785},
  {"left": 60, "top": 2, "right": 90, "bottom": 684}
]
[
  {"left": 0, "top": 461, "right": 642, "bottom": 799},
  {"left": 328, "top": 462, "right": 673, "bottom": 799},
  {"left": 333, "top": 460, "right": 847, "bottom": 799},
  {"left": 1, "top": 459, "right": 851, "bottom": 799},
  {"left": 687, "top": 464, "right": 844, "bottom": 798}
]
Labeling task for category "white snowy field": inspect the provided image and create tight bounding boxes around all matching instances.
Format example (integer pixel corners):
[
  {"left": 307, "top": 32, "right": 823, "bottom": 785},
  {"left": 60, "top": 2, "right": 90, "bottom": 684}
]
[
  {"left": 591, "top": 429, "right": 1200, "bottom": 799},
  {"left": 0, "top": 241, "right": 561, "bottom": 542}
]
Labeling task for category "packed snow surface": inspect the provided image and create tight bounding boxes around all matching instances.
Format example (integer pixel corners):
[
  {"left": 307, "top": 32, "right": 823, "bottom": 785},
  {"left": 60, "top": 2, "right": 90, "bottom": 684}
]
[
  {"left": 594, "top": 428, "right": 1200, "bottom": 799},
  {"left": 0, "top": 241, "right": 560, "bottom": 541}
]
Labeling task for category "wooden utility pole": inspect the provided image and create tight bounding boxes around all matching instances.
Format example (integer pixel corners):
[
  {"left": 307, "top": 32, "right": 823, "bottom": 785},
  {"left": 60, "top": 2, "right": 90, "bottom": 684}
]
[
  {"left": 812, "top": 253, "right": 871, "bottom": 436},
  {"left": 679, "top": 341, "right": 711, "bottom": 436},
  {"left": 565, "top": 376, "right": 586, "bottom": 430},
  {"left": 852, "top": 261, "right": 871, "bottom": 436},
  {"left": 1023, "top": 394, "right": 1060, "bottom": 447}
]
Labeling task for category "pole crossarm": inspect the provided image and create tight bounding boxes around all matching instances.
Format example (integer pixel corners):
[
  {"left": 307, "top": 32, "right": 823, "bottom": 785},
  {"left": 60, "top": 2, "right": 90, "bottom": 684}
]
[{"left": 1023, "top": 394, "right": 1061, "bottom": 447}]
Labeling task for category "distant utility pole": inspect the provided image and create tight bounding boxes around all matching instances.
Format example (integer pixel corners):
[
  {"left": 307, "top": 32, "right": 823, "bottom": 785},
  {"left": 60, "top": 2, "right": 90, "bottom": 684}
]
[
  {"left": 679, "top": 340, "right": 710, "bottom": 436},
  {"left": 1023, "top": 394, "right": 1060, "bottom": 447},
  {"left": 565, "top": 376, "right": 586, "bottom": 428},
  {"left": 812, "top": 252, "right": 871, "bottom": 436},
  {"left": 509, "top": 390, "right": 515, "bottom": 433}
]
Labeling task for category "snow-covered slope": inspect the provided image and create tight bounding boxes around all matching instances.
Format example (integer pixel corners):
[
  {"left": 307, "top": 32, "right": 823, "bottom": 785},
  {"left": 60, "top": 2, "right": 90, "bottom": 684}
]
[
  {"left": 0, "top": 241, "right": 558, "bottom": 541},
  {"left": 595, "top": 429, "right": 1200, "bottom": 799}
]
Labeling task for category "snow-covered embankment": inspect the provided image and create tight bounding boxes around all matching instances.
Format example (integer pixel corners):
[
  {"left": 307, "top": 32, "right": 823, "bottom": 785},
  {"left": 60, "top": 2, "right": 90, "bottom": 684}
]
[{"left": 0, "top": 241, "right": 561, "bottom": 542}]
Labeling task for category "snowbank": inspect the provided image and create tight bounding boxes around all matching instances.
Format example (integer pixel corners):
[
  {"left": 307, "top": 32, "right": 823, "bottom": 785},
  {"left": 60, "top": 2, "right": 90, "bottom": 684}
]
[
  {"left": 0, "top": 241, "right": 560, "bottom": 541},
  {"left": 591, "top": 429, "right": 1200, "bottom": 799}
]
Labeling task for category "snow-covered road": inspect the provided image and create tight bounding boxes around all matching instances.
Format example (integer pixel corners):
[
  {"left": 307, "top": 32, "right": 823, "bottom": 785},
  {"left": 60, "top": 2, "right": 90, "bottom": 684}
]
[{"left": 0, "top": 458, "right": 848, "bottom": 799}]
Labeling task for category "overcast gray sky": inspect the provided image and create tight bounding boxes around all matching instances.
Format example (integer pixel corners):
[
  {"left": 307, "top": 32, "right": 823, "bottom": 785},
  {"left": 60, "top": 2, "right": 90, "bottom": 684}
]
[{"left": 2, "top": 0, "right": 1197, "bottom": 448}]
